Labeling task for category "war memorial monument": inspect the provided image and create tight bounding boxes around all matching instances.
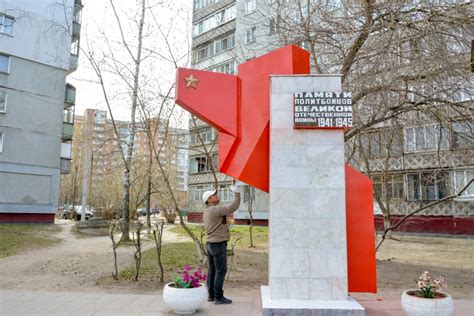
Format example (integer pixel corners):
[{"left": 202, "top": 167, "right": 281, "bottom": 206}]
[{"left": 175, "top": 45, "right": 377, "bottom": 315}]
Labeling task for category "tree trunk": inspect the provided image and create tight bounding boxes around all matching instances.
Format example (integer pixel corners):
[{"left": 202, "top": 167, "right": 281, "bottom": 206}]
[
  {"left": 120, "top": 0, "right": 146, "bottom": 242},
  {"left": 71, "top": 163, "right": 78, "bottom": 206},
  {"left": 146, "top": 149, "right": 152, "bottom": 233},
  {"left": 246, "top": 186, "right": 255, "bottom": 248},
  {"left": 121, "top": 167, "right": 131, "bottom": 241}
]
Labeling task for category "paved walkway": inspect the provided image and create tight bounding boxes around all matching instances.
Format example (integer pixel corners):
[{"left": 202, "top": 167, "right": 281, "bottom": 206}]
[{"left": 1, "top": 290, "right": 473, "bottom": 315}]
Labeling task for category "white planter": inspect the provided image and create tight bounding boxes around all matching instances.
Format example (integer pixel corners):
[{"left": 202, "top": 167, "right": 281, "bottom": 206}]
[
  {"left": 163, "top": 282, "right": 207, "bottom": 314},
  {"left": 401, "top": 290, "right": 453, "bottom": 316}
]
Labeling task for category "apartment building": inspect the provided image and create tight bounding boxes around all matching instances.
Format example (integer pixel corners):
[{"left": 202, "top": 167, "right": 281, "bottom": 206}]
[
  {"left": 0, "top": 0, "right": 82, "bottom": 223},
  {"left": 187, "top": 0, "right": 281, "bottom": 223},
  {"left": 63, "top": 109, "right": 188, "bottom": 211},
  {"left": 187, "top": 1, "right": 473, "bottom": 233}
]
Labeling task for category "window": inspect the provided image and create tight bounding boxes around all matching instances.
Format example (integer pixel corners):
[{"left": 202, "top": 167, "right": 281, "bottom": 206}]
[
  {"left": 0, "top": 132, "right": 3, "bottom": 153},
  {"left": 190, "top": 156, "right": 211, "bottom": 173},
  {"left": 190, "top": 184, "right": 212, "bottom": 201},
  {"left": 194, "top": 34, "right": 235, "bottom": 63},
  {"left": 388, "top": 174, "right": 405, "bottom": 199},
  {"left": 195, "top": 43, "right": 214, "bottom": 62},
  {"left": 245, "top": 0, "right": 256, "bottom": 14},
  {"left": 299, "top": 41, "right": 310, "bottom": 51},
  {"left": 219, "top": 184, "right": 232, "bottom": 201},
  {"left": 63, "top": 108, "right": 74, "bottom": 124},
  {"left": 405, "top": 125, "right": 449, "bottom": 152},
  {"left": 191, "top": 127, "right": 214, "bottom": 145},
  {"left": 73, "top": 3, "right": 83, "bottom": 24},
  {"left": 397, "top": 41, "right": 411, "bottom": 65},
  {"left": 452, "top": 122, "right": 473, "bottom": 149},
  {"left": 0, "top": 14, "right": 14, "bottom": 35},
  {"left": 323, "top": 0, "right": 342, "bottom": 6},
  {"left": 71, "top": 37, "right": 80, "bottom": 55},
  {"left": 407, "top": 172, "right": 448, "bottom": 201},
  {"left": 192, "top": 5, "right": 236, "bottom": 37},
  {"left": 243, "top": 186, "right": 256, "bottom": 203},
  {"left": 372, "top": 174, "right": 404, "bottom": 199},
  {"left": 446, "top": 29, "right": 467, "bottom": 55},
  {"left": 194, "top": 0, "right": 218, "bottom": 11},
  {"left": 372, "top": 175, "right": 383, "bottom": 198},
  {"left": 363, "top": 129, "right": 403, "bottom": 158},
  {"left": 214, "top": 34, "right": 235, "bottom": 54},
  {"left": 65, "top": 84, "right": 76, "bottom": 104},
  {"left": 245, "top": 26, "right": 256, "bottom": 44},
  {"left": 453, "top": 170, "right": 474, "bottom": 196},
  {"left": 210, "top": 60, "right": 236, "bottom": 74},
  {"left": 0, "top": 91, "right": 6, "bottom": 113},
  {"left": 269, "top": 18, "right": 277, "bottom": 35},
  {"left": 0, "top": 54, "right": 10, "bottom": 73}
]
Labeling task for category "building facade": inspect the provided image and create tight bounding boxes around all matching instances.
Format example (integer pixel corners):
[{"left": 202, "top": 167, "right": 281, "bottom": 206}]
[
  {"left": 0, "top": 0, "right": 82, "bottom": 223},
  {"left": 188, "top": 0, "right": 281, "bottom": 223},
  {"left": 187, "top": 0, "right": 473, "bottom": 233}
]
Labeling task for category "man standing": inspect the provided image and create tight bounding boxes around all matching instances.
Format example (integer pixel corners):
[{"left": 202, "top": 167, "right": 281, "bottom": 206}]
[{"left": 202, "top": 184, "right": 241, "bottom": 305}]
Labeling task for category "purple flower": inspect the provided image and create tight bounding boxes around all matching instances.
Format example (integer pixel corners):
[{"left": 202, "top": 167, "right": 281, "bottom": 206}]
[
  {"left": 183, "top": 274, "right": 191, "bottom": 283},
  {"left": 174, "top": 264, "right": 208, "bottom": 288}
]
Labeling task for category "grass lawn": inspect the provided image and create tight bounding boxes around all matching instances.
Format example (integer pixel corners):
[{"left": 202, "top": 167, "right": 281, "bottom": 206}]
[
  {"left": 0, "top": 223, "right": 62, "bottom": 258},
  {"left": 169, "top": 224, "right": 269, "bottom": 249},
  {"left": 107, "top": 225, "right": 474, "bottom": 298},
  {"left": 117, "top": 224, "right": 269, "bottom": 291}
]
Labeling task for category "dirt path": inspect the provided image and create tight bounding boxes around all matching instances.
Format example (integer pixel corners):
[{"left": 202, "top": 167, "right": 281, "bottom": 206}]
[
  {"left": 1, "top": 221, "right": 473, "bottom": 299},
  {"left": 0, "top": 219, "right": 185, "bottom": 293}
]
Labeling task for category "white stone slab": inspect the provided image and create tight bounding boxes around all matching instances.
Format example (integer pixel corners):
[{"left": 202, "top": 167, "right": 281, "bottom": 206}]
[
  {"left": 261, "top": 286, "right": 365, "bottom": 316},
  {"left": 268, "top": 75, "right": 354, "bottom": 307},
  {"left": 308, "top": 189, "right": 346, "bottom": 218},
  {"left": 270, "top": 188, "right": 310, "bottom": 218}
]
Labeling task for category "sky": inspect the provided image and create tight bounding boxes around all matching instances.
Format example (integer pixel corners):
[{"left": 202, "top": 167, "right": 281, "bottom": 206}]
[{"left": 69, "top": 0, "right": 192, "bottom": 125}]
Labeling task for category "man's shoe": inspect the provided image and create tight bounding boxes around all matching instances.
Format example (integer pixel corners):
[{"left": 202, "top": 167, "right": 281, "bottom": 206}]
[
  {"left": 207, "top": 297, "right": 214, "bottom": 302},
  {"left": 214, "top": 297, "right": 232, "bottom": 305}
]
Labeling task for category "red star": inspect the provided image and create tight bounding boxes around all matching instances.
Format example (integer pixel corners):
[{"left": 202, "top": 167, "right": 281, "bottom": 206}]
[{"left": 184, "top": 74, "right": 199, "bottom": 89}]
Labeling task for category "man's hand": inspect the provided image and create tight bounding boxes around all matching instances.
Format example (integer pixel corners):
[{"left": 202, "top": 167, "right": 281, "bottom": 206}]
[
  {"left": 229, "top": 184, "right": 240, "bottom": 193},
  {"left": 230, "top": 179, "right": 245, "bottom": 192}
]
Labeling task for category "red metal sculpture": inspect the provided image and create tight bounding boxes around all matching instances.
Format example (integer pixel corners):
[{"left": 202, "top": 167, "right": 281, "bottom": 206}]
[
  {"left": 176, "top": 45, "right": 310, "bottom": 192},
  {"left": 176, "top": 45, "right": 376, "bottom": 293}
]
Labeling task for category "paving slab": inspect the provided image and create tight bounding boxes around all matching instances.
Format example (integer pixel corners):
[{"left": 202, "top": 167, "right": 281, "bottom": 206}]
[{"left": 1, "top": 289, "right": 473, "bottom": 316}]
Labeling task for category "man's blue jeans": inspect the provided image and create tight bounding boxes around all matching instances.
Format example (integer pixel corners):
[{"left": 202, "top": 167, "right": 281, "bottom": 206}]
[{"left": 206, "top": 241, "right": 227, "bottom": 299}]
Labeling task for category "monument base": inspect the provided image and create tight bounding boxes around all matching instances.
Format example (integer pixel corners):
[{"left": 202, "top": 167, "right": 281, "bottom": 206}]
[{"left": 261, "top": 286, "right": 365, "bottom": 316}]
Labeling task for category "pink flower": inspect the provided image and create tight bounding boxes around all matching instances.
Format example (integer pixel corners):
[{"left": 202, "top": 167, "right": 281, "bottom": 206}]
[{"left": 174, "top": 264, "right": 208, "bottom": 288}]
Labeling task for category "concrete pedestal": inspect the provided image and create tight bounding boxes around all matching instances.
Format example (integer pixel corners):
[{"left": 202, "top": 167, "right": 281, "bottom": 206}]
[
  {"left": 261, "top": 286, "right": 364, "bottom": 316},
  {"left": 263, "top": 75, "right": 364, "bottom": 315}
]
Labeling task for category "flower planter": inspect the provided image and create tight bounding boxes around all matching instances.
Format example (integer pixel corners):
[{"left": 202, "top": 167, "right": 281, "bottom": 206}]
[
  {"left": 401, "top": 290, "right": 453, "bottom": 316},
  {"left": 163, "top": 282, "right": 207, "bottom": 314}
]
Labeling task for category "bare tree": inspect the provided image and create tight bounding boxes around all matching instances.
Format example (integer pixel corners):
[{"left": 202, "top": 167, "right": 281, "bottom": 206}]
[
  {"left": 82, "top": 0, "right": 151, "bottom": 241},
  {"left": 151, "top": 219, "right": 165, "bottom": 283},
  {"left": 244, "top": 185, "right": 255, "bottom": 248},
  {"left": 255, "top": 0, "right": 473, "bottom": 240},
  {"left": 130, "top": 220, "right": 144, "bottom": 281},
  {"left": 109, "top": 220, "right": 123, "bottom": 279}
]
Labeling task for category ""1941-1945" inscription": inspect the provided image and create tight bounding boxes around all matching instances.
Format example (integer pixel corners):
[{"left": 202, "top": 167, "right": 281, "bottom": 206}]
[{"left": 293, "top": 92, "right": 353, "bottom": 128}]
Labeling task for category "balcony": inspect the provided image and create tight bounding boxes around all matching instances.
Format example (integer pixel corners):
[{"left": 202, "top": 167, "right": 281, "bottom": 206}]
[
  {"left": 69, "top": 54, "right": 78, "bottom": 73},
  {"left": 72, "top": 21, "right": 81, "bottom": 38},
  {"left": 60, "top": 158, "right": 72, "bottom": 174},
  {"left": 64, "top": 84, "right": 76, "bottom": 108},
  {"left": 62, "top": 122, "right": 74, "bottom": 141},
  {"left": 61, "top": 142, "right": 72, "bottom": 159}
]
